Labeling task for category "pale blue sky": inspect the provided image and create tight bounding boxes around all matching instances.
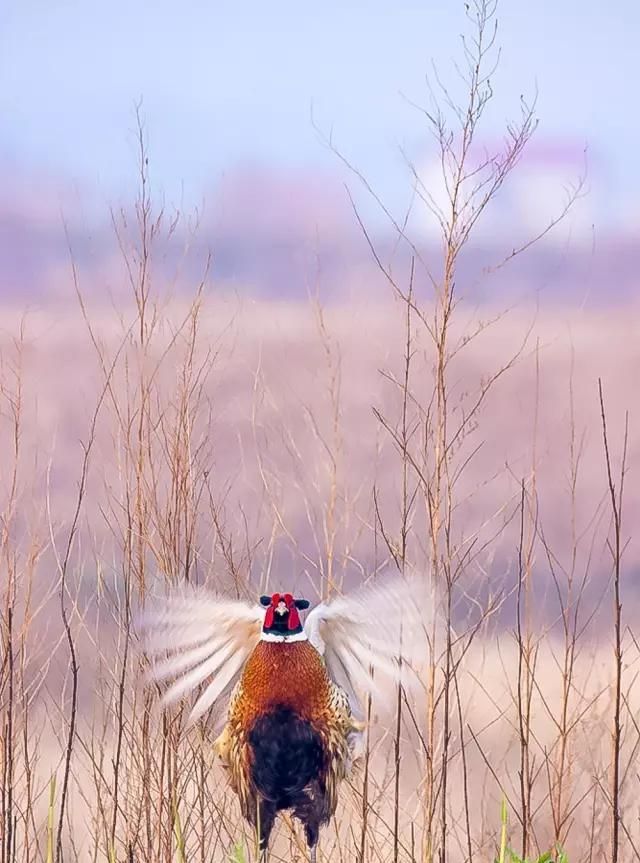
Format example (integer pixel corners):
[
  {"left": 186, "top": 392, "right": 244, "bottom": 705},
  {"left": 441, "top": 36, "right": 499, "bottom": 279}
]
[{"left": 0, "top": 1, "right": 637, "bottom": 226}]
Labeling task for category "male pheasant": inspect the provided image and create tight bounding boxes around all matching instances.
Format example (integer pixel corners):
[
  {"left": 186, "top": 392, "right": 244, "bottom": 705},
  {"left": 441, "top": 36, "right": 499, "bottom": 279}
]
[{"left": 140, "top": 576, "right": 429, "bottom": 861}]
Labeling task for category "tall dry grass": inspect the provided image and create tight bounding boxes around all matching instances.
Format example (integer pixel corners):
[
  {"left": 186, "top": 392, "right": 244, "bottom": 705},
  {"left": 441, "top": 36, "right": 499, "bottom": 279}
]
[
  {"left": 0, "top": 288, "right": 638, "bottom": 862},
  {"left": 2, "top": 3, "right": 639, "bottom": 861}
]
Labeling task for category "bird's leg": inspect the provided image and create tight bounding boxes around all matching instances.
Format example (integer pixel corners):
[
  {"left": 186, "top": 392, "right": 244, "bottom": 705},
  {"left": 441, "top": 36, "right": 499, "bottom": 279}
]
[
  {"left": 254, "top": 798, "right": 276, "bottom": 863},
  {"left": 295, "top": 791, "right": 321, "bottom": 863}
]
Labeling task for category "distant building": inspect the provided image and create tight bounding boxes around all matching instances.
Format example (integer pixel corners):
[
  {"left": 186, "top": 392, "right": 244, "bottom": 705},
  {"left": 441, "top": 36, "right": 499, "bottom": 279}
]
[{"left": 415, "top": 138, "right": 599, "bottom": 247}]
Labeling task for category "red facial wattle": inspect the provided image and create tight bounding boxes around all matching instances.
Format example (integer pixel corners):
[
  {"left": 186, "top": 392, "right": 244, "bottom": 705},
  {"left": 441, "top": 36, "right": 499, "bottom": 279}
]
[
  {"left": 264, "top": 592, "right": 280, "bottom": 629},
  {"left": 283, "top": 593, "right": 301, "bottom": 630}
]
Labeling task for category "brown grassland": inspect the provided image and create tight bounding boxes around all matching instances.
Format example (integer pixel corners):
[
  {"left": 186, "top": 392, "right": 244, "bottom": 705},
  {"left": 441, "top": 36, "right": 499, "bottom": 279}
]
[
  {"left": 1, "top": 285, "right": 638, "bottom": 863},
  {"left": 2, "top": 3, "right": 639, "bottom": 861}
]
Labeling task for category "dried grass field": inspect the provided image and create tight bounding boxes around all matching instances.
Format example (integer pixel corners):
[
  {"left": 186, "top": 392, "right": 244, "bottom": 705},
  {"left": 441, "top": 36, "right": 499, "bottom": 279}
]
[
  {"left": 2, "top": 3, "right": 639, "bottom": 859},
  {"left": 1, "top": 284, "right": 639, "bottom": 862}
]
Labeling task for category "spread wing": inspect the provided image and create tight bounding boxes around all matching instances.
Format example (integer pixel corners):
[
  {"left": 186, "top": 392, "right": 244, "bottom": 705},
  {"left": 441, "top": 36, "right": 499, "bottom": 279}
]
[
  {"left": 304, "top": 574, "right": 433, "bottom": 714},
  {"left": 138, "top": 588, "right": 264, "bottom": 725}
]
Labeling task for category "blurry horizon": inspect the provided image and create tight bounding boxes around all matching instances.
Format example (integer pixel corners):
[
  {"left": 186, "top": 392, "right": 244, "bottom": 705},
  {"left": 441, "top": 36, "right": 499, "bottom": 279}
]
[{"left": 1, "top": 1, "right": 638, "bottom": 304}]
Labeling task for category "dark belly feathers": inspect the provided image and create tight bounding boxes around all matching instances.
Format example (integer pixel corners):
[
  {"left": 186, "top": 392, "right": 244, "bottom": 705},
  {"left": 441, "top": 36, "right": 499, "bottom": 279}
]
[{"left": 248, "top": 704, "right": 326, "bottom": 805}]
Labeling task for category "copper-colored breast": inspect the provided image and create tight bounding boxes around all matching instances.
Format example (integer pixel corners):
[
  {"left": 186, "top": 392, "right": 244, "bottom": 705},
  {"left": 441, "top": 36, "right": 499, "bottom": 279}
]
[{"left": 236, "top": 640, "right": 331, "bottom": 725}]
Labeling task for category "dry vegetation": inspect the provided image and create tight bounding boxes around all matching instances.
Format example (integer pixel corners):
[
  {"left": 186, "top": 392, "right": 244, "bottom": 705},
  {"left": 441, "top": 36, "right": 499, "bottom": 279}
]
[
  {"left": 2, "top": 2, "right": 639, "bottom": 861},
  {"left": 1, "top": 278, "right": 638, "bottom": 863}
]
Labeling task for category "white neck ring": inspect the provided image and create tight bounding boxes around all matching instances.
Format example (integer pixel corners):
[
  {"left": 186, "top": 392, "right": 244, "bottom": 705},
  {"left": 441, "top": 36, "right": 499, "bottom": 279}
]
[{"left": 260, "top": 631, "right": 308, "bottom": 643}]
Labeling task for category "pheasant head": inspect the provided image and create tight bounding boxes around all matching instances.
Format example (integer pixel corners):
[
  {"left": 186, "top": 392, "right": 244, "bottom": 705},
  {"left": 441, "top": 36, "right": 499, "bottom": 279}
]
[{"left": 260, "top": 593, "right": 310, "bottom": 636}]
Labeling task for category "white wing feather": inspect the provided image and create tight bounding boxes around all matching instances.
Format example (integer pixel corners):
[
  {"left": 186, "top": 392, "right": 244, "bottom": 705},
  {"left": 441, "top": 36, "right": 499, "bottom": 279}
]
[
  {"left": 138, "top": 588, "right": 264, "bottom": 725},
  {"left": 304, "top": 574, "right": 434, "bottom": 713}
]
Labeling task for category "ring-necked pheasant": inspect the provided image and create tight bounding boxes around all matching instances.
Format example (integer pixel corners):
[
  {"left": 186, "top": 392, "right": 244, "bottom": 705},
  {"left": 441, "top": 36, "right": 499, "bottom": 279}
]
[{"left": 140, "top": 576, "right": 429, "bottom": 861}]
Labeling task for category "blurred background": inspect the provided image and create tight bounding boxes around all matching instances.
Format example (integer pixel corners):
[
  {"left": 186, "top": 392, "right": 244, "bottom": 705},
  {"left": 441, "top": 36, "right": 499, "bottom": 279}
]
[
  {"left": 0, "top": 0, "right": 639, "bottom": 597},
  {"left": 1, "top": 0, "right": 638, "bottom": 305},
  {"left": 2, "top": 7, "right": 640, "bottom": 859}
]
